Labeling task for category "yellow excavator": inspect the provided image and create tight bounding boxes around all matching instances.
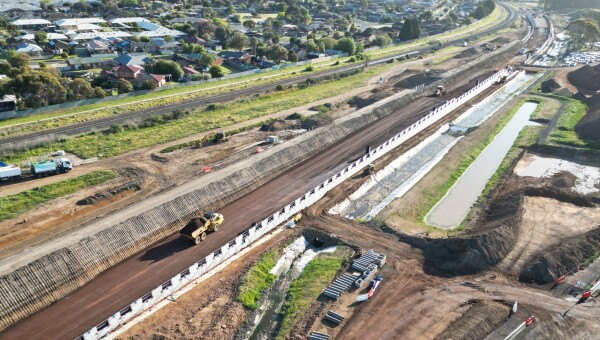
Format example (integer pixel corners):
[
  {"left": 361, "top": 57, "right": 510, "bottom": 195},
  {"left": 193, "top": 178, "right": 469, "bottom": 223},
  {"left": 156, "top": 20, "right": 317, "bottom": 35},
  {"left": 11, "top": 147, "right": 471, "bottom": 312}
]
[{"left": 180, "top": 211, "right": 224, "bottom": 244}]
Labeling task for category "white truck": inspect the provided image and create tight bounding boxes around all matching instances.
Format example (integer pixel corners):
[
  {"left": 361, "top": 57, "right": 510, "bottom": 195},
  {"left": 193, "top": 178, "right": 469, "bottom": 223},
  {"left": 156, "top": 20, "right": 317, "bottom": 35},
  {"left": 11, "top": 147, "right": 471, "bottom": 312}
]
[{"left": 0, "top": 166, "right": 22, "bottom": 181}]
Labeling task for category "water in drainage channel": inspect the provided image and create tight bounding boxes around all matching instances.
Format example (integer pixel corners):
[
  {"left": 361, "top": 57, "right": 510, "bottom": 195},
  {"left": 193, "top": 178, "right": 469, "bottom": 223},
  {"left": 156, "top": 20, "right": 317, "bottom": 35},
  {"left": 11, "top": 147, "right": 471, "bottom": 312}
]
[
  {"left": 330, "top": 72, "right": 538, "bottom": 221},
  {"left": 425, "top": 101, "right": 541, "bottom": 229},
  {"left": 245, "top": 236, "right": 335, "bottom": 340}
]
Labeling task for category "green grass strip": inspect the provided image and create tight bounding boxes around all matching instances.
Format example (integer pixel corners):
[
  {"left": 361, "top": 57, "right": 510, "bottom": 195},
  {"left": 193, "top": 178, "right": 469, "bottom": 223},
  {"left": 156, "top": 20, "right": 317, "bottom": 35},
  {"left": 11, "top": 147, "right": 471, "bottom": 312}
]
[
  {"left": 0, "top": 170, "right": 117, "bottom": 221},
  {"left": 237, "top": 248, "right": 281, "bottom": 309},
  {"left": 2, "top": 65, "right": 392, "bottom": 164},
  {"left": 277, "top": 251, "right": 343, "bottom": 340}
]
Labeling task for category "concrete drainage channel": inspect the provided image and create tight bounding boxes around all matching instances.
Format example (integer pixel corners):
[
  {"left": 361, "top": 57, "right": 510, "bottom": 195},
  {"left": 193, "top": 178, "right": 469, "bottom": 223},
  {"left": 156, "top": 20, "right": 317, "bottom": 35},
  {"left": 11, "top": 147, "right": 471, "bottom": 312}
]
[{"left": 77, "top": 68, "right": 514, "bottom": 340}]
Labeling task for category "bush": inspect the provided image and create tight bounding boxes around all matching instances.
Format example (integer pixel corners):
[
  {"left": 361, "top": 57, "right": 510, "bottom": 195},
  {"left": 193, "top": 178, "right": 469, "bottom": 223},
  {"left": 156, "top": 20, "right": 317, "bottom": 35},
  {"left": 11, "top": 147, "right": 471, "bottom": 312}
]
[
  {"left": 334, "top": 60, "right": 340, "bottom": 65},
  {"left": 304, "top": 65, "right": 314, "bottom": 72},
  {"left": 275, "top": 84, "right": 284, "bottom": 91},
  {"left": 286, "top": 112, "right": 304, "bottom": 120}
]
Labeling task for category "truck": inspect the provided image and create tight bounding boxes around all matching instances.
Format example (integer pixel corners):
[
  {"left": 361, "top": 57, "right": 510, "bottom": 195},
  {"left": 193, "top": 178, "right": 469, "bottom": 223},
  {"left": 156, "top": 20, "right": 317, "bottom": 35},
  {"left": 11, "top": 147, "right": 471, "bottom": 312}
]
[
  {"left": 179, "top": 211, "right": 224, "bottom": 244},
  {"left": 0, "top": 166, "right": 22, "bottom": 181},
  {"left": 434, "top": 85, "right": 447, "bottom": 97},
  {"left": 31, "top": 158, "right": 73, "bottom": 178}
]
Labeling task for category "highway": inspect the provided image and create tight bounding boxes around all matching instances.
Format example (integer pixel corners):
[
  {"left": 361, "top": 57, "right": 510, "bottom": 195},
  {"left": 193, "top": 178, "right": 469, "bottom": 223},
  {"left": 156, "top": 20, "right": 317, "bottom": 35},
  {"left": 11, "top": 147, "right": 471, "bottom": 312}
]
[
  {"left": 0, "top": 2, "right": 517, "bottom": 152},
  {"left": 0, "top": 66, "right": 503, "bottom": 340}
]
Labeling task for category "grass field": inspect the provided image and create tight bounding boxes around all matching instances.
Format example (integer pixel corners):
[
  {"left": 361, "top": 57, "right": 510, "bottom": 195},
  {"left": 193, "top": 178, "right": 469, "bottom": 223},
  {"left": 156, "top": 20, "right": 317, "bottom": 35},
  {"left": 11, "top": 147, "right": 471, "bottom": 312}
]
[
  {"left": 276, "top": 251, "right": 343, "bottom": 340},
  {"left": 1, "top": 64, "right": 393, "bottom": 164},
  {"left": 0, "top": 170, "right": 117, "bottom": 221},
  {"left": 237, "top": 248, "right": 281, "bottom": 309}
]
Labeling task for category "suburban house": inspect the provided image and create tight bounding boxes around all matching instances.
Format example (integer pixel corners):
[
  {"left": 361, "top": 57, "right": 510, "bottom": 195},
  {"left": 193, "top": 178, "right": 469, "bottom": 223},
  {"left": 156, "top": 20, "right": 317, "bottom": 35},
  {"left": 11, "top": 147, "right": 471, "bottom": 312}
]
[
  {"left": 104, "top": 65, "right": 166, "bottom": 88},
  {"left": 66, "top": 57, "right": 105, "bottom": 70},
  {"left": 55, "top": 18, "right": 107, "bottom": 32},
  {"left": 15, "top": 42, "right": 43, "bottom": 56},
  {"left": 85, "top": 39, "right": 111, "bottom": 54},
  {"left": 47, "top": 40, "right": 71, "bottom": 55}
]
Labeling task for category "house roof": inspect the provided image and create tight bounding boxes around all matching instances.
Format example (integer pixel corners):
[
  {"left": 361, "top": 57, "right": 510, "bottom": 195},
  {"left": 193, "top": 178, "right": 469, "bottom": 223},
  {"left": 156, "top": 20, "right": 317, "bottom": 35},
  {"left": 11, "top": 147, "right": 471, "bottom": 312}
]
[
  {"left": 182, "top": 66, "right": 199, "bottom": 74},
  {"left": 113, "top": 54, "right": 146, "bottom": 66},
  {"left": 0, "top": 4, "right": 41, "bottom": 12},
  {"left": 76, "top": 23, "right": 103, "bottom": 31},
  {"left": 149, "top": 74, "right": 165, "bottom": 82},
  {"left": 109, "top": 17, "right": 151, "bottom": 24},
  {"left": 71, "top": 31, "right": 132, "bottom": 41},
  {"left": 67, "top": 57, "right": 103, "bottom": 65},
  {"left": 16, "top": 43, "right": 43, "bottom": 53},
  {"left": 10, "top": 18, "right": 51, "bottom": 26},
  {"left": 55, "top": 18, "right": 106, "bottom": 26},
  {"left": 218, "top": 51, "right": 246, "bottom": 59},
  {"left": 113, "top": 65, "right": 144, "bottom": 73},
  {"left": 22, "top": 33, "right": 68, "bottom": 41}
]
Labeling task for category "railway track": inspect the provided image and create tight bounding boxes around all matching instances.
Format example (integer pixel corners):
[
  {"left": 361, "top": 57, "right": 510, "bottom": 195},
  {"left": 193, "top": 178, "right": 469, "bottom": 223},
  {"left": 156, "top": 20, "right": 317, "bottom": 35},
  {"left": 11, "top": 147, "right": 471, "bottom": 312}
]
[{"left": 0, "top": 2, "right": 517, "bottom": 153}]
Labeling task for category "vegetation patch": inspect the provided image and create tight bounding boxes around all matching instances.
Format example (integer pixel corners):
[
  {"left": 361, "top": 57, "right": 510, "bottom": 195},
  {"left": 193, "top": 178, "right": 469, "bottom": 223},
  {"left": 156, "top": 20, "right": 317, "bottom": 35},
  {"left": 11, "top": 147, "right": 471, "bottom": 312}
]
[
  {"left": 546, "top": 96, "right": 600, "bottom": 150},
  {"left": 277, "top": 251, "right": 343, "bottom": 340},
  {"left": 237, "top": 248, "right": 281, "bottom": 309},
  {"left": 0, "top": 170, "right": 117, "bottom": 221}
]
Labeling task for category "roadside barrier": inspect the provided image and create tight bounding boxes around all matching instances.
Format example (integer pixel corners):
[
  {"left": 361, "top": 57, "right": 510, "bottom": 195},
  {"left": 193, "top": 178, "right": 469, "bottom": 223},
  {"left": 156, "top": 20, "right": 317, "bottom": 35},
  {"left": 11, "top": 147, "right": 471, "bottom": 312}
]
[{"left": 79, "top": 67, "right": 517, "bottom": 340}]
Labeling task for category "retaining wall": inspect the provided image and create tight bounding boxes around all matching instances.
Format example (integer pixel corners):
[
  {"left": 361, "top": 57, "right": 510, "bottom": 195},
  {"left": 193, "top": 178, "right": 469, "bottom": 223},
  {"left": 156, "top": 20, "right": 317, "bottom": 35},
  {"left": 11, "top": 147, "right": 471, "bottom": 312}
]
[{"left": 0, "top": 41, "right": 520, "bottom": 334}]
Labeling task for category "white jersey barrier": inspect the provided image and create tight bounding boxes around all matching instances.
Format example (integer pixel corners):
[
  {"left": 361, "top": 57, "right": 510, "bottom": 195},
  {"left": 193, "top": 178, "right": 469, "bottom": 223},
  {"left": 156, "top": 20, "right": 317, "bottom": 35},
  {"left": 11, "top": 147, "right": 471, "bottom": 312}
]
[{"left": 79, "top": 67, "right": 516, "bottom": 340}]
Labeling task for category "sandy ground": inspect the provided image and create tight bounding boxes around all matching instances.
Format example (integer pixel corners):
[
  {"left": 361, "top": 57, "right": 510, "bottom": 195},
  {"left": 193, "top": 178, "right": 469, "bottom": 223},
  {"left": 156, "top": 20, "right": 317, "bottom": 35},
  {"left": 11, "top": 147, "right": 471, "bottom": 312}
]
[{"left": 498, "top": 196, "right": 600, "bottom": 276}]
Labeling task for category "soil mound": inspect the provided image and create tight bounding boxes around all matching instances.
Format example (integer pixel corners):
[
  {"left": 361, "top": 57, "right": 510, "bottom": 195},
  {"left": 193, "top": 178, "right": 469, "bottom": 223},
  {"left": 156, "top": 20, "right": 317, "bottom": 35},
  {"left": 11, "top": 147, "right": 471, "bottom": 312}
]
[
  {"left": 489, "top": 36, "right": 511, "bottom": 44},
  {"left": 434, "top": 300, "right": 510, "bottom": 340},
  {"left": 454, "top": 47, "right": 481, "bottom": 59},
  {"left": 540, "top": 78, "right": 560, "bottom": 93},
  {"left": 394, "top": 73, "right": 442, "bottom": 89},
  {"left": 567, "top": 64, "right": 600, "bottom": 92},
  {"left": 400, "top": 192, "right": 522, "bottom": 277},
  {"left": 575, "top": 94, "right": 600, "bottom": 140},
  {"left": 77, "top": 182, "right": 141, "bottom": 205},
  {"left": 520, "top": 225, "right": 600, "bottom": 284}
]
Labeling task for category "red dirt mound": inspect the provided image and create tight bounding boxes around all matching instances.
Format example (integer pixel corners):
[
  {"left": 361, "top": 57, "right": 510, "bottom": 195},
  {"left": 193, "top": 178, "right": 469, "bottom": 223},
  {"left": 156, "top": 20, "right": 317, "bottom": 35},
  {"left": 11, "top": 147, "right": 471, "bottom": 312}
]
[{"left": 567, "top": 64, "right": 600, "bottom": 92}]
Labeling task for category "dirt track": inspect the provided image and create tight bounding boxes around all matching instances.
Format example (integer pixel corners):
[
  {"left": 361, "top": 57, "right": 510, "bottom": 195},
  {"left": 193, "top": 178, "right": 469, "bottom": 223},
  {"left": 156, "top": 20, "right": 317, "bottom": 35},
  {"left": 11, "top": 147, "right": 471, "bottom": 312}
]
[{"left": 0, "top": 64, "right": 499, "bottom": 339}]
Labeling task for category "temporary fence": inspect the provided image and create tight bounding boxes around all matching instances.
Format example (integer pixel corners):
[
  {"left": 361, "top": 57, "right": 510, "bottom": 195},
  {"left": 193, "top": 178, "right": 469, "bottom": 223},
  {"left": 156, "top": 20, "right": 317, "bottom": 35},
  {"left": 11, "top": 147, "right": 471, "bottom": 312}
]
[{"left": 79, "top": 67, "right": 516, "bottom": 340}]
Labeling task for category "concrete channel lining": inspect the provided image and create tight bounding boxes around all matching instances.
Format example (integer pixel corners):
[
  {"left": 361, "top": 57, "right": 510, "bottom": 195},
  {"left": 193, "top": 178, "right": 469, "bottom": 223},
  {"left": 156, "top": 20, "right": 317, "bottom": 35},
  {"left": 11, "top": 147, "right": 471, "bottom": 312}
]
[{"left": 0, "top": 41, "right": 521, "bottom": 333}]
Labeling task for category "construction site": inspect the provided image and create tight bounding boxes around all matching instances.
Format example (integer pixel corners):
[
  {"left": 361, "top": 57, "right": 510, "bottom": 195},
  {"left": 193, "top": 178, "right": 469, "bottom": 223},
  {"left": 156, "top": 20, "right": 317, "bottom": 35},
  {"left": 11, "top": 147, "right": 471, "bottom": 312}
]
[{"left": 1, "top": 3, "right": 600, "bottom": 340}]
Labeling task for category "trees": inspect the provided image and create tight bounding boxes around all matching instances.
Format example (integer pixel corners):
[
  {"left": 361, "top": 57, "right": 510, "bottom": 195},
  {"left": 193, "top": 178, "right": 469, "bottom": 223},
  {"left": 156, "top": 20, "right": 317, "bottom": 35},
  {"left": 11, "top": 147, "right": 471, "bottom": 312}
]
[
  {"left": 306, "top": 39, "right": 319, "bottom": 52},
  {"left": 335, "top": 37, "right": 356, "bottom": 55},
  {"left": 228, "top": 31, "right": 249, "bottom": 50},
  {"left": 243, "top": 20, "right": 256, "bottom": 31},
  {"left": 152, "top": 60, "right": 184, "bottom": 80},
  {"left": 117, "top": 78, "right": 133, "bottom": 93},
  {"left": 399, "top": 19, "right": 414, "bottom": 41},
  {"left": 411, "top": 17, "right": 421, "bottom": 39},
  {"left": 209, "top": 65, "right": 224, "bottom": 78},
  {"left": 567, "top": 18, "right": 600, "bottom": 49},
  {"left": 285, "top": 5, "right": 311, "bottom": 24},
  {"left": 198, "top": 52, "right": 216, "bottom": 67},
  {"left": 266, "top": 44, "right": 289, "bottom": 63},
  {"left": 34, "top": 31, "right": 48, "bottom": 45},
  {"left": 320, "top": 37, "right": 337, "bottom": 50},
  {"left": 67, "top": 78, "right": 95, "bottom": 101},
  {"left": 141, "top": 79, "right": 158, "bottom": 90},
  {"left": 288, "top": 50, "right": 298, "bottom": 62},
  {"left": 10, "top": 68, "right": 67, "bottom": 108},
  {"left": 7, "top": 50, "right": 30, "bottom": 68},
  {"left": 374, "top": 34, "right": 392, "bottom": 47}
]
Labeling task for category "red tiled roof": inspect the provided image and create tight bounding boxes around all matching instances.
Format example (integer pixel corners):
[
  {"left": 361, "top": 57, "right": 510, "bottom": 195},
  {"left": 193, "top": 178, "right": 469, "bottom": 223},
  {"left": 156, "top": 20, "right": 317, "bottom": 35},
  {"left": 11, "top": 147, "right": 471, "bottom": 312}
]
[
  {"left": 183, "top": 67, "right": 199, "bottom": 74},
  {"left": 149, "top": 74, "right": 165, "bottom": 82},
  {"left": 112, "top": 65, "right": 143, "bottom": 73}
]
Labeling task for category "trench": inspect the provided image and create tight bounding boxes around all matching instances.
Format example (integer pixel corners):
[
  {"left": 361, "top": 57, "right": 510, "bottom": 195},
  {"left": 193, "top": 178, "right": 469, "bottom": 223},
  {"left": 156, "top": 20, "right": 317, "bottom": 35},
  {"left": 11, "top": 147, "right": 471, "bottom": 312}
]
[
  {"left": 426, "top": 101, "right": 540, "bottom": 229},
  {"left": 245, "top": 236, "right": 335, "bottom": 340},
  {"left": 330, "top": 72, "right": 538, "bottom": 222}
]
